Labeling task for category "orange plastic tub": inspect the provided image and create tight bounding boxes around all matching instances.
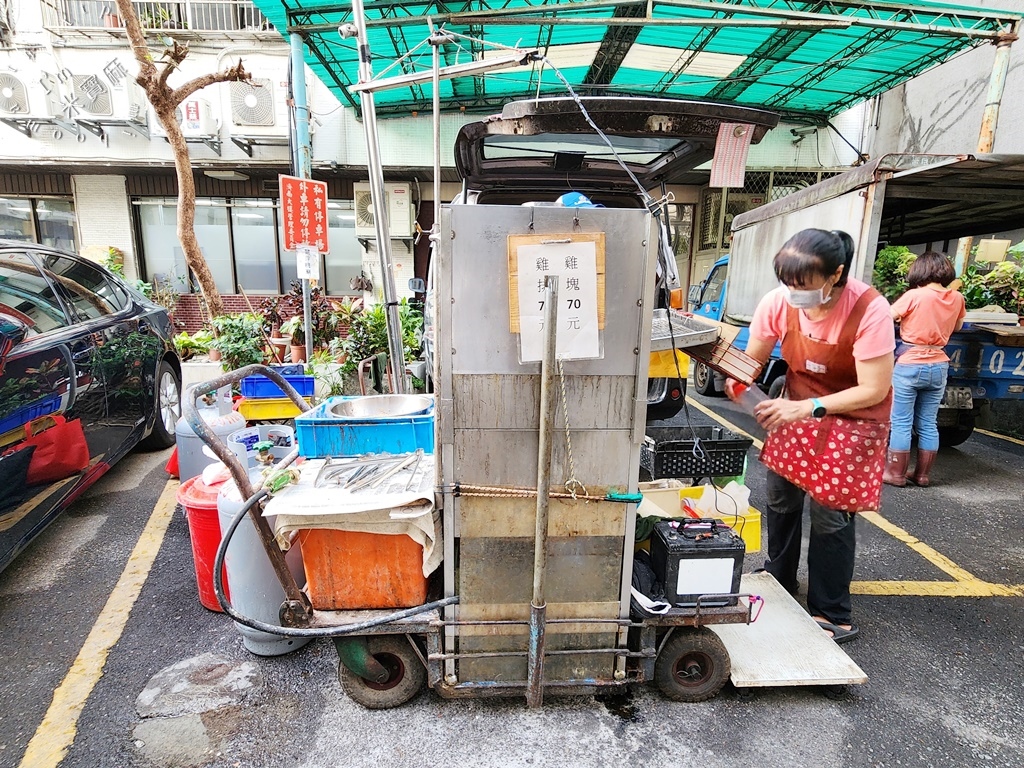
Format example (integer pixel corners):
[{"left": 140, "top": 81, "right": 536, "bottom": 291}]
[{"left": 296, "top": 529, "right": 428, "bottom": 610}]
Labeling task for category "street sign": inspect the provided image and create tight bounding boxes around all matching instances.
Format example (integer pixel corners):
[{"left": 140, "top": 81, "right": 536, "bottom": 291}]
[
  {"left": 296, "top": 244, "right": 321, "bottom": 280},
  {"left": 280, "top": 174, "right": 329, "bottom": 253}
]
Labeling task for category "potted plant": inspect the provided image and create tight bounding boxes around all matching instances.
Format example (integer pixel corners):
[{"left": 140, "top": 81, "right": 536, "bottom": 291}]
[
  {"left": 209, "top": 314, "right": 264, "bottom": 371},
  {"left": 285, "top": 281, "right": 339, "bottom": 354},
  {"left": 172, "top": 328, "right": 213, "bottom": 362},
  {"left": 256, "top": 296, "right": 288, "bottom": 360},
  {"left": 341, "top": 298, "right": 424, "bottom": 391},
  {"left": 308, "top": 348, "right": 351, "bottom": 399},
  {"left": 279, "top": 315, "right": 306, "bottom": 363}
]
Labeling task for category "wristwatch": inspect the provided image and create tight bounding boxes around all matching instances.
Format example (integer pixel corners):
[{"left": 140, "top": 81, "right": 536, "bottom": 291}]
[{"left": 810, "top": 398, "right": 827, "bottom": 418}]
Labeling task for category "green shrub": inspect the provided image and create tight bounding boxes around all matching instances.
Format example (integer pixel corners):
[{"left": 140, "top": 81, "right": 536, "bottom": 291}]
[
  {"left": 210, "top": 314, "right": 265, "bottom": 370},
  {"left": 341, "top": 299, "right": 422, "bottom": 375}
]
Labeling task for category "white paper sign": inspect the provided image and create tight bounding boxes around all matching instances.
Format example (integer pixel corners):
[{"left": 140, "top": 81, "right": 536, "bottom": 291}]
[
  {"left": 516, "top": 241, "right": 600, "bottom": 362},
  {"left": 296, "top": 244, "right": 321, "bottom": 280}
]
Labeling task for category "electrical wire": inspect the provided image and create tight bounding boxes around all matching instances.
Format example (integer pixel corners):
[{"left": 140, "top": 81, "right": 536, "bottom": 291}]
[{"left": 212, "top": 488, "right": 459, "bottom": 638}]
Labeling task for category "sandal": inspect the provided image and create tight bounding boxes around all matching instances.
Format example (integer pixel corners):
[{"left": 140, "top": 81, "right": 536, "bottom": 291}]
[{"left": 814, "top": 618, "right": 860, "bottom": 645}]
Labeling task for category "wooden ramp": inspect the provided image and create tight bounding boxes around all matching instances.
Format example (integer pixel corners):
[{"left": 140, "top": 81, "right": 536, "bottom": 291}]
[{"left": 711, "top": 572, "right": 868, "bottom": 687}]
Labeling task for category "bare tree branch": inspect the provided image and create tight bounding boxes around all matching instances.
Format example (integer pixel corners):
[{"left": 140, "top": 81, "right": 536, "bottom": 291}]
[{"left": 171, "top": 61, "right": 249, "bottom": 105}]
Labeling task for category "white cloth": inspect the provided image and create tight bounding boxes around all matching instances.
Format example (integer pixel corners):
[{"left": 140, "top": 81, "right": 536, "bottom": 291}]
[{"left": 263, "top": 455, "right": 441, "bottom": 577}]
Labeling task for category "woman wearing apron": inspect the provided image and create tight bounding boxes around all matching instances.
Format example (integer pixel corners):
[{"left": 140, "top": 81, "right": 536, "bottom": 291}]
[{"left": 742, "top": 229, "right": 895, "bottom": 644}]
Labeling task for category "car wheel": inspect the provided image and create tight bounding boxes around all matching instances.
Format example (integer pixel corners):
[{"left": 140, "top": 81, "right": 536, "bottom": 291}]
[
  {"left": 693, "top": 362, "right": 721, "bottom": 397},
  {"left": 938, "top": 422, "right": 974, "bottom": 447},
  {"left": 140, "top": 360, "right": 181, "bottom": 450}
]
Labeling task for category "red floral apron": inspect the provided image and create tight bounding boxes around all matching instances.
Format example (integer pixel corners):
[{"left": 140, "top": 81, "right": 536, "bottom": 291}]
[{"left": 760, "top": 288, "right": 892, "bottom": 513}]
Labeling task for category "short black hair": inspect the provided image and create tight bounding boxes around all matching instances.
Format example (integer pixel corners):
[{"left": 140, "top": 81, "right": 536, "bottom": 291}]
[
  {"left": 773, "top": 229, "right": 855, "bottom": 288},
  {"left": 907, "top": 251, "right": 956, "bottom": 288}
]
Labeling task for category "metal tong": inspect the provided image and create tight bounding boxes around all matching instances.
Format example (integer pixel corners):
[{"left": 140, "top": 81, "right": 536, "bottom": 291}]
[{"left": 314, "top": 450, "right": 424, "bottom": 492}]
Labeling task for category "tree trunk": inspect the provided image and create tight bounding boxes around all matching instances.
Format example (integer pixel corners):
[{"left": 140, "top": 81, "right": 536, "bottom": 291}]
[
  {"left": 116, "top": 0, "right": 247, "bottom": 324},
  {"left": 157, "top": 107, "right": 225, "bottom": 318}
]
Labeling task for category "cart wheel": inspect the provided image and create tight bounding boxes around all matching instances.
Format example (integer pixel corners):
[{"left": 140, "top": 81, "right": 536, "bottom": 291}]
[
  {"left": 338, "top": 636, "right": 426, "bottom": 709},
  {"left": 655, "top": 629, "right": 731, "bottom": 702}
]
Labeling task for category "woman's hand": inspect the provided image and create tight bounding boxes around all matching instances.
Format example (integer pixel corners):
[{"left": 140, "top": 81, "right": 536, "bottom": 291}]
[{"left": 754, "top": 397, "right": 813, "bottom": 431}]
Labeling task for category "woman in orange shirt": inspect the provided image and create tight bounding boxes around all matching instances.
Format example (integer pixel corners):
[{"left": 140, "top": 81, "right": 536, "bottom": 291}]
[{"left": 883, "top": 252, "right": 966, "bottom": 487}]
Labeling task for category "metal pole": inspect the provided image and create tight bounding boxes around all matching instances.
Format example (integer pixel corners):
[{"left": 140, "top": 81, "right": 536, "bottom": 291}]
[
  {"left": 351, "top": 0, "right": 407, "bottom": 391},
  {"left": 526, "top": 276, "right": 559, "bottom": 709},
  {"left": 954, "top": 26, "right": 1018, "bottom": 275},
  {"left": 290, "top": 32, "right": 315, "bottom": 362},
  {"left": 431, "top": 31, "right": 444, "bottom": 234}
]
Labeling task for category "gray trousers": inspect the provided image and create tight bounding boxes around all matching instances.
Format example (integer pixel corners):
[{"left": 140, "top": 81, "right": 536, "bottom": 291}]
[{"left": 764, "top": 469, "right": 857, "bottom": 625}]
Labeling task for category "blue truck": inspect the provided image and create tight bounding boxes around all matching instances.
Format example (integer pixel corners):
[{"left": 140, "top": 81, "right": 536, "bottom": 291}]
[{"left": 687, "top": 154, "right": 1024, "bottom": 446}]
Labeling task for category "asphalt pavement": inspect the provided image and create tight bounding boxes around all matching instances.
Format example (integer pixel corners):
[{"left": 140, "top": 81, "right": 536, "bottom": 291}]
[{"left": 1, "top": 392, "right": 1022, "bottom": 768}]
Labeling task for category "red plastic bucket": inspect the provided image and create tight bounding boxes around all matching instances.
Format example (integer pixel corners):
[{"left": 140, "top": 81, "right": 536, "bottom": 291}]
[{"left": 177, "top": 476, "right": 230, "bottom": 612}]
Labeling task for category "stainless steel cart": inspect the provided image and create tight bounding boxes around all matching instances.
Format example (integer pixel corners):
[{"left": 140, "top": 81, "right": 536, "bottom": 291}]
[{"left": 189, "top": 204, "right": 754, "bottom": 709}]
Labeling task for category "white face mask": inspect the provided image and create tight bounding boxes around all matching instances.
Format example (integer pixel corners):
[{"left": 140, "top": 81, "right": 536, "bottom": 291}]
[
  {"left": 783, "top": 274, "right": 838, "bottom": 309},
  {"left": 784, "top": 285, "right": 828, "bottom": 309}
]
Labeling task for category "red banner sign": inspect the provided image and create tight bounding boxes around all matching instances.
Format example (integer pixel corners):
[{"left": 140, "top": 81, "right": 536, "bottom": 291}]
[{"left": 280, "top": 175, "right": 329, "bottom": 253}]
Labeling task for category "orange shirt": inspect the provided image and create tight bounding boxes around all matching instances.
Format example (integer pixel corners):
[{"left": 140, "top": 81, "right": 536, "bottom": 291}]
[{"left": 891, "top": 286, "right": 966, "bottom": 364}]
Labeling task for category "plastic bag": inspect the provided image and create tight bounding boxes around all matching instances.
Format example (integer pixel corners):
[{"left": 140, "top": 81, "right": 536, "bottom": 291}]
[{"left": 695, "top": 481, "right": 750, "bottom": 519}]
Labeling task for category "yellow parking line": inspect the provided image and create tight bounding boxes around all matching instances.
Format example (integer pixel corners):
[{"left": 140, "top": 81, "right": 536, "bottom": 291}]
[
  {"left": 857, "top": 511, "right": 980, "bottom": 582},
  {"left": 19, "top": 479, "right": 179, "bottom": 768},
  {"left": 852, "top": 580, "right": 1023, "bottom": 597},
  {"left": 975, "top": 427, "right": 1024, "bottom": 447},
  {"left": 686, "top": 397, "right": 1019, "bottom": 596},
  {"left": 684, "top": 396, "right": 763, "bottom": 449}
]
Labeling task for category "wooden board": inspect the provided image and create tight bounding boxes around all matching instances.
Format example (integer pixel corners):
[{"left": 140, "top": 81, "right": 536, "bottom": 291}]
[
  {"left": 711, "top": 572, "right": 868, "bottom": 687},
  {"left": 974, "top": 323, "right": 1024, "bottom": 347},
  {"left": 507, "top": 232, "right": 606, "bottom": 332}
]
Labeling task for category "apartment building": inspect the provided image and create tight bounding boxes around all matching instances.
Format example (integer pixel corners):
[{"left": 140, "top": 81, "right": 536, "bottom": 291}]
[{"left": 0, "top": 1, "right": 876, "bottom": 321}]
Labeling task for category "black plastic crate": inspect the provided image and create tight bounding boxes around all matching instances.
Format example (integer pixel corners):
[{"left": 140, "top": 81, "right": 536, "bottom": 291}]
[{"left": 640, "top": 426, "right": 753, "bottom": 479}]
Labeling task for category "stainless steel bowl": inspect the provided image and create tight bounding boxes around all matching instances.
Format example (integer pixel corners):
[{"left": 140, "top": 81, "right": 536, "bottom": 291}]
[{"left": 329, "top": 394, "right": 433, "bottom": 419}]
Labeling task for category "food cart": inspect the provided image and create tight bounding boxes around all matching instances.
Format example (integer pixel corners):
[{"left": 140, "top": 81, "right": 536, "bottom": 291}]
[{"left": 187, "top": 202, "right": 765, "bottom": 709}]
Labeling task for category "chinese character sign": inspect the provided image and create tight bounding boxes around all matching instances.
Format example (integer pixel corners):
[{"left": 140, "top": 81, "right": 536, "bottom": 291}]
[
  {"left": 516, "top": 241, "right": 600, "bottom": 362},
  {"left": 280, "top": 175, "right": 329, "bottom": 253}
]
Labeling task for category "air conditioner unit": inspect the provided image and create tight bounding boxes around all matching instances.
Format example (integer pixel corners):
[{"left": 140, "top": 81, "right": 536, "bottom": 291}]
[
  {"left": 229, "top": 77, "right": 288, "bottom": 137},
  {"left": 353, "top": 182, "right": 416, "bottom": 238},
  {"left": 181, "top": 98, "right": 218, "bottom": 137},
  {"left": 150, "top": 98, "right": 218, "bottom": 138},
  {"left": 0, "top": 69, "right": 63, "bottom": 120},
  {"left": 71, "top": 74, "right": 147, "bottom": 124}
]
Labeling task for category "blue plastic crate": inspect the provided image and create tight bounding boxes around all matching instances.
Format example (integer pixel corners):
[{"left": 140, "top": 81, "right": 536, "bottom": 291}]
[
  {"left": 295, "top": 397, "right": 434, "bottom": 458},
  {"left": 240, "top": 374, "right": 315, "bottom": 399},
  {"left": 0, "top": 394, "right": 62, "bottom": 436}
]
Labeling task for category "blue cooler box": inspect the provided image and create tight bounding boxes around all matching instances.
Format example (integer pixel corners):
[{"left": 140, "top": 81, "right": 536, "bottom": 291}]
[{"left": 295, "top": 397, "right": 434, "bottom": 458}]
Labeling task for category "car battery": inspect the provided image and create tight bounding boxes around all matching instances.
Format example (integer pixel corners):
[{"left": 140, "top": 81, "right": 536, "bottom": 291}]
[{"left": 650, "top": 519, "right": 745, "bottom": 607}]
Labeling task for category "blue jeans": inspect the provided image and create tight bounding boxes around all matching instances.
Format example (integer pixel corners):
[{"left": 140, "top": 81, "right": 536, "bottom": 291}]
[{"left": 889, "top": 362, "right": 948, "bottom": 452}]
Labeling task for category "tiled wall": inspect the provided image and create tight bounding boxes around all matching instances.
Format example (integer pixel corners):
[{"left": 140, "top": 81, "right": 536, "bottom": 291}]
[{"left": 72, "top": 175, "right": 138, "bottom": 279}]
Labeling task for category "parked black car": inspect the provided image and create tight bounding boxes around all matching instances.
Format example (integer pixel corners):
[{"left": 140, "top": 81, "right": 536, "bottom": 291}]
[{"left": 0, "top": 243, "right": 181, "bottom": 572}]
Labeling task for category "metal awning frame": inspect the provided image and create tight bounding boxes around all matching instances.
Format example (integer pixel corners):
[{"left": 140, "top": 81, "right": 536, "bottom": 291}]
[
  {"left": 288, "top": 0, "right": 1017, "bottom": 38},
  {"left": 270, "top": 0, "right": 1021, "bottom": 119}
]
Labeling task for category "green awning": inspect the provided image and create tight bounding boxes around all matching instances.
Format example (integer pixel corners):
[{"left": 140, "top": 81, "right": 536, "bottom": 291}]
[{"left": 253, "top": 0, "right": 1021, "bottom": 118}]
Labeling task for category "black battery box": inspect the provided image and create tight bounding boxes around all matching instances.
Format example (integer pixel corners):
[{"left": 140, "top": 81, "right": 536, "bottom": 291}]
[{"left": 650, "top": 518, "right": 746, "bottom": 607}]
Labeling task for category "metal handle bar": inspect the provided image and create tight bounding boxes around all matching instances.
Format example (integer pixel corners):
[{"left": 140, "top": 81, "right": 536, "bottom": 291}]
[{"left": 182, "top": 363, "right": 314, "bottom": 620}]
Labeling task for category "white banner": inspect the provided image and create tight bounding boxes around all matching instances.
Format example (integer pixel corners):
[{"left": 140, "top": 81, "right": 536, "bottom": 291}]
[{"left": 516, "top": 240, "right": 600, "bottom": 362}]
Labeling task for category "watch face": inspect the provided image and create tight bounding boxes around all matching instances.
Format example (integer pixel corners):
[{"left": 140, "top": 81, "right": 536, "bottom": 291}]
[{"left": 812, "top": 404, "right": 827, "bottom": 418}]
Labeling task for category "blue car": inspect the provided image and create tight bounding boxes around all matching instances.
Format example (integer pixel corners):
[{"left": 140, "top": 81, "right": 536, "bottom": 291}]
[{"left": 0, "top": 243, "right": 181, "bottom": 572}]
